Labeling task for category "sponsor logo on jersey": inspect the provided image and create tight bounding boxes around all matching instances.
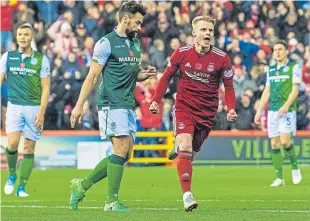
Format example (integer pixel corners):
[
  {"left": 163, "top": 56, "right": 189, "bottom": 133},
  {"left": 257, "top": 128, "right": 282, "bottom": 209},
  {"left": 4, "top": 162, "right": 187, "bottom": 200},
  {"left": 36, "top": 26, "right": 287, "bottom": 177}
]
[
  {"left": 115, "top": 45, "right": 126, "bottom": 48},
  {"left": 269, "top": 68, "right": 276, "bottom": 72},
  {"left": 9, "top": 66, "right": 37, "bottom": 76},
  {"left": 178, "top": 122, "right": 185, "bottom": 129},
  {"left": 195, "top": 63, "right": 202, "bottom": 70},
  {"left": 185, "top": 62, "right": 191, "bottom": 68},
  {"left": 30, "top": 58, "right": 38, "bottom": 65},
  {"left": 9, "top": 57, "right": 19, "bottom": 60},
  {"left": 283, "top": 66, "right": 289, "bottom": 72},
  {"left": 185, "top": 70, "right": 210, "bottom": 83},
  {"left": 269, "top": 75, "right": 289, "bottom": 81},
  {"left": 224, "top": 69, "right": 233, "bottom": 77},
  {"left": 207, "top": 63, "right": 215, "bottom": 72},
  {"left": 118, "top": 57, "right": 141, "bottom": 63}
]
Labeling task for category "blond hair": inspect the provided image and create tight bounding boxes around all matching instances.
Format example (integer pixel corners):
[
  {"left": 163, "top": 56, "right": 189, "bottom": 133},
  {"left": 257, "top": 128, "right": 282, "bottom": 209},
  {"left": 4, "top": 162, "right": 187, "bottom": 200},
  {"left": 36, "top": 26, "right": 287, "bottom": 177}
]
[{"left": 192, "top": 16, "right": 216, "bottom": 29}]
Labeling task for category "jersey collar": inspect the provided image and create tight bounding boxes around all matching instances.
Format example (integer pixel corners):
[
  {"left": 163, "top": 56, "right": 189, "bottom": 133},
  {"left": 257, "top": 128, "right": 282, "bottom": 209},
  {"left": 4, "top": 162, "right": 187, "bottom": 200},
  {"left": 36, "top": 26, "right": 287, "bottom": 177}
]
[
  {"left": 18, "top": 48, "right": 34, "bottom": 58},
  {"left": 277, "top": 59, "right": 289, "bottom": 70}
]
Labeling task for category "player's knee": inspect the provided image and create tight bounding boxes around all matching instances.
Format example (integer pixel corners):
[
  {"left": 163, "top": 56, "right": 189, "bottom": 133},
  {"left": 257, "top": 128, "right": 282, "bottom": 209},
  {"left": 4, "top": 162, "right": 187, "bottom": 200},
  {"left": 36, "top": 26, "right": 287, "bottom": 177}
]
[
  {"left": 280, "top": 140, "right": 290, "bottom": 148},
  {"left": 8, "top": 140, "right": 19, "bottom": 151},
  {"left": 112, "top": 136, "right": 131, "bottom": 157},
  {"left": 23, "top": 145, "right": 35, "bottom": 154},
  {"left": 178, "top": 142, "right": 192, "bottom": 152},
  {"left": 271, "top": 139, "right": 280, "bottom": 148},
  {"left": 24, "top": 139, "right": 36, "bottom": 154}
]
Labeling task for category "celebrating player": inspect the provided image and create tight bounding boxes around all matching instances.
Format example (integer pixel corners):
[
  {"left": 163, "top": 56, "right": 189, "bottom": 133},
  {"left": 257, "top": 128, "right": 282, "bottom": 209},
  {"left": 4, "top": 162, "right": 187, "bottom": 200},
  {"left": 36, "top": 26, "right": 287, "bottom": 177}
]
[
  {"left": 149, "top": 15, "right": 237, "bottom": 211},
  {"left": 0, "top": 23, "right": 50, "bottom": 197},
  {"left": 69, "top": 1, "right": 156, "bottom": 212},
  {"left": 254, "top": 40, "right": 302, "bottom": 186}
]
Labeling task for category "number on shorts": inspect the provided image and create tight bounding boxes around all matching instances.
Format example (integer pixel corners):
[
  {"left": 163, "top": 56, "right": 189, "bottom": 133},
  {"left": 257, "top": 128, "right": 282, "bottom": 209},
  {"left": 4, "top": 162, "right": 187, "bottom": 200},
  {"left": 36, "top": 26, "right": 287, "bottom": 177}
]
[{"left": 286, "top": 117, "right": 291, "bottom": 126}]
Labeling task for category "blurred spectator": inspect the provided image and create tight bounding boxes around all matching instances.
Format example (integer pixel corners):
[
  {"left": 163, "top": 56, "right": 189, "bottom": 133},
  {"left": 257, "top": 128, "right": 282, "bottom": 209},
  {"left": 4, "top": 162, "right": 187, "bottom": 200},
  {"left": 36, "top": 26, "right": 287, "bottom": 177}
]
[
  {"left": 35, "top": 1, "right": 60, "bottom": 26},
  {"left": 231, "top": 94, "right": 255, "bottom": 130},
  {"left": 1, "top": 0, "right": 17, "bottom": 52},
  {"left": 13, "top": 3, "right": 35, "bottom": 35},
  {"left": 238, "top": 32, "right": 259, "bottom": 72},
  {"left": 82, "top": 3, "right": 100, "bottom": 41},
  {"left": 149, "top": 39, "right": 167, "bottom": 72},
  {"left": 213, "top": 100, "right": 230, "bottom": 130},
  {"left": 233, "top": 67, "right": 258, "bottom": 98},
  {"left": 47, "top": 18, "right": 78, "bottom": 58}
]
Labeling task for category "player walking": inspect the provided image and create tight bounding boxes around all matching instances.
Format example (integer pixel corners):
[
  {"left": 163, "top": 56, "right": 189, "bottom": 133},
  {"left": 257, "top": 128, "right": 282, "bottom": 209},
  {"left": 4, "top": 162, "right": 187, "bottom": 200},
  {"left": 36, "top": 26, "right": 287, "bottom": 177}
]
[
  {"left": 69, "top": 1, "right": 156, "bottom": 211},
  {"left": 149, "top": 16, "right": 237, "bottom": 211},
  {"left": 254, "top": 40, "right": 302, "bottom": 186},
  {"left": 0, "top": 23, "right": 50, "bottom": 197}
]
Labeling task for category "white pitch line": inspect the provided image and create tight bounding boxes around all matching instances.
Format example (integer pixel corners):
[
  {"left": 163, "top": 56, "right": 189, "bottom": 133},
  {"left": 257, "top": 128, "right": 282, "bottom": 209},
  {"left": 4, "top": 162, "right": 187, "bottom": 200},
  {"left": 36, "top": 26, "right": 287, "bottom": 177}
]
[
  {"left": 2, "top": 199, "right": 309, "bottom": 203},
  {"left": 1, "top": 205, "right": 309, "bottom": 213}
]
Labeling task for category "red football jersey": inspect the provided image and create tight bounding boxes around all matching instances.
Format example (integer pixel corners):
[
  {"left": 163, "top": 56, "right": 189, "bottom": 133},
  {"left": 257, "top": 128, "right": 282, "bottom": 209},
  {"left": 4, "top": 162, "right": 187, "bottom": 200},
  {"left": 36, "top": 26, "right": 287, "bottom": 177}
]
[{"left": 153, "top": 45, "right": 236, "bottom": 128}]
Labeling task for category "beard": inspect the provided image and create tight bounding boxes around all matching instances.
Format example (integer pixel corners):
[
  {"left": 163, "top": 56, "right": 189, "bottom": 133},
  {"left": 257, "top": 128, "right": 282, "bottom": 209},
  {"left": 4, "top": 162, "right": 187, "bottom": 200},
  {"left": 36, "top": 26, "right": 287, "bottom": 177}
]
[{"left": 126, "top": 30, "right": 138, "bottom": 39}]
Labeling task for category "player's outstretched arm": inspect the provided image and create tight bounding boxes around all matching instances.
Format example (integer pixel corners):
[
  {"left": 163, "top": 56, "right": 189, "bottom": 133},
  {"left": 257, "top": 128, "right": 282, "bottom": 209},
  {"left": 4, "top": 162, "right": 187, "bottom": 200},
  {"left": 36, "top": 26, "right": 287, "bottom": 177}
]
[
  {"left": 137, "top": 65, "right": 157, "bottom": 82},
  {"left": 254, "top": 85, "right": 270, "bottom": 124},
  {"left": 70, "top": 62, "right": 103, "bottom": 128},
  {"left": 221, "top": 55, "right": 237, "bottom": 121},
  {"left": 150, "top": 50, "right": 180, "bottom": 114}
]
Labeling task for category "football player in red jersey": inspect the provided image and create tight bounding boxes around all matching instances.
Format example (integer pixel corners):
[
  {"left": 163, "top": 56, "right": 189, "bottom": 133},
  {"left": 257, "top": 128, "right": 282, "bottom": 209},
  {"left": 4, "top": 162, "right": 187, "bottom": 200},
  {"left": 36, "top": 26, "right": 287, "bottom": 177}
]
[{"left": 149, "top": 16, "right": 237, "bottom": 212}]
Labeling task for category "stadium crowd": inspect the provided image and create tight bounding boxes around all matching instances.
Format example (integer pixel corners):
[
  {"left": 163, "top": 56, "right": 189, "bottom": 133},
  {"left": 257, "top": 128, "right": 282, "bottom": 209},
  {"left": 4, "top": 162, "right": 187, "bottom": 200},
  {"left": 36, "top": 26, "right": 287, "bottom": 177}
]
[{"left": 1, "top": 0, "right": 310, "bottom": 132}]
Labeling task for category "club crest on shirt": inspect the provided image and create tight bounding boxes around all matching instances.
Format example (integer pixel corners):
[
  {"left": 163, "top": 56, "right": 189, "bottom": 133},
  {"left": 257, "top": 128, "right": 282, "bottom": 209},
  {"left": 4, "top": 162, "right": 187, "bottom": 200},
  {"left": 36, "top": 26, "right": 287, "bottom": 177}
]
[
  {"left": 31, "top": 58, "right": 38, "bottom": 65},
  {"left": 207, "top": 63, "right": 215, "bottom": 72},
  {"left": 195, "top": 63, "right": 202, "bottom": 70},
  {"left": 178, "top": 122, "right": 185, "bottom": 129},
  {"left": 283, "top": 66, "right": 289, "bottom": 72},
  {"left": 110, "top": 122, "right": 116, "bottom": 131}
]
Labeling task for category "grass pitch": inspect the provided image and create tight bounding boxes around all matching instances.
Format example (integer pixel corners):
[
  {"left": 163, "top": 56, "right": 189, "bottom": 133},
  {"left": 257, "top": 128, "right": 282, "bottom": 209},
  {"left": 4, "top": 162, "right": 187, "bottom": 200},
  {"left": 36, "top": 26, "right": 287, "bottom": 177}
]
[{"left": 1, "top": 166, "right": 310, "bottom": 221}]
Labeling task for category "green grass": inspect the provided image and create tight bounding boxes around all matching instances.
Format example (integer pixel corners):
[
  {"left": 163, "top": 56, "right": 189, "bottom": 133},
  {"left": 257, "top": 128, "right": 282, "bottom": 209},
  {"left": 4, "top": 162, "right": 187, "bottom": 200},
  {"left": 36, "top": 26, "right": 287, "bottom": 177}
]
[{"left": 1, "top": 166, "right": 310, "bottom": 221}]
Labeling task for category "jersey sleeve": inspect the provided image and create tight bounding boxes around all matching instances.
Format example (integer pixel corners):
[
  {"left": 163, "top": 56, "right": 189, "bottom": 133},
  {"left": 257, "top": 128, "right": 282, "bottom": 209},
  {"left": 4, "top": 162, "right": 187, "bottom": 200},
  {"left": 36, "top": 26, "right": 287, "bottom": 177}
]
[
  {"left": 0, "top": 52, "right": 8, "bottom": 74},
  {"left": 40, "top": 55, "right": 51, "bottom": 78},
  {"left": 92, "top": 38, "right": 111, "bottom": 66},
  {"left": 153, "top": 49, "right": 181, "bottom": 103},
  {"left": 220, "top": 55, "right": 236, "bottom": 111},
  {"left": 265, "top": 68, "right": 270, "bottom": 86},
  {"left": 292, "top": 63, "right": 302, "bottom": 84}
]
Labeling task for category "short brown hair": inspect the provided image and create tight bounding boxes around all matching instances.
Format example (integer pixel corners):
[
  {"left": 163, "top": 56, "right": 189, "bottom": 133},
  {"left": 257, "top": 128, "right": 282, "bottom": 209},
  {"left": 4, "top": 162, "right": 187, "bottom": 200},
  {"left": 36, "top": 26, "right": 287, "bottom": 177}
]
[
  {"left": 192, "top": 16, "right": 216, "bottom": 29},
  {"left": 118, "top": 1, "right": 146, "bottom": 21},
  {"left": 273, "top": 40, "right": 288, "bottom": 50},
  {"left": 18, "top": 23, "right": 34, "bottom": 33}
]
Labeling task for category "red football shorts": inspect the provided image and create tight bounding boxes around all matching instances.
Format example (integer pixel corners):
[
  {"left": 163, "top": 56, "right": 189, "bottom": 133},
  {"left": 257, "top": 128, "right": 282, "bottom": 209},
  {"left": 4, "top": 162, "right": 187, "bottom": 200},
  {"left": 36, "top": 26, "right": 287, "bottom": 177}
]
[{"left": 172, "top": 106, "right": 212, "bottom": 152}]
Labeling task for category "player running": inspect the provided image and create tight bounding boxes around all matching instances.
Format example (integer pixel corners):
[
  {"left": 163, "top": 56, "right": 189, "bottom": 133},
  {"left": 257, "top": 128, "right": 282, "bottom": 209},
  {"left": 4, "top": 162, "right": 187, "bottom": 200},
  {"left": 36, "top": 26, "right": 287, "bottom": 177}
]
[
  {"left": 0, "top": 23, "right": 50, "bottom": 197},
  {"left": 149, "top": 16, "right": 237, "bottom": 211},
  {"left": 254, "top": 40, "right": 302, "bottom": 187},
  {"left": 69, "top": 1, "right": 156, "bottom": 212}
]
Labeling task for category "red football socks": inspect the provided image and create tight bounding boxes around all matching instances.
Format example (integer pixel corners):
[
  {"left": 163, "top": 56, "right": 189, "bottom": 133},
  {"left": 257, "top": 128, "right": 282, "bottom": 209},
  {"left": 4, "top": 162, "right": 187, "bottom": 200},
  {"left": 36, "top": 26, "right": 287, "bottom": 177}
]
[{"left": 177, "top": 151, "right": 192, "bottom": 193}]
